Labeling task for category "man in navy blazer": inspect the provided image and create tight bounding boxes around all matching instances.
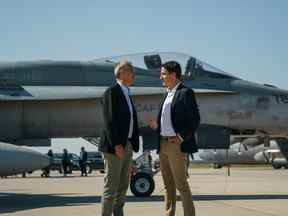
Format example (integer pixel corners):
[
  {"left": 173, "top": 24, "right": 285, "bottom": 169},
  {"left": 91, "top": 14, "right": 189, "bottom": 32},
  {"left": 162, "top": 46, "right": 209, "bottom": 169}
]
[
  {"left": 99, "top": 60, "right": 139, "bottom": 216},
  {"left": 149, "top": 61, "right": 200, "bottom": 216}
]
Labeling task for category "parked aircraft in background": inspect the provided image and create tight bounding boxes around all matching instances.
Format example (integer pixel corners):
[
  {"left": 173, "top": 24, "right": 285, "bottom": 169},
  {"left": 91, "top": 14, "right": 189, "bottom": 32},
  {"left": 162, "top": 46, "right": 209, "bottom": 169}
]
[
  {"left": 199, "top": 140, "right": 288, "bottom": 169},
  {"left": 199, "top": 142, "right": 264, "bottom": 168},
  {"left": 0, "top": 142, "right": 49, "bottom": 176},
  {"left": 1, "top": 52, "right": 288, "bottom": 196}
]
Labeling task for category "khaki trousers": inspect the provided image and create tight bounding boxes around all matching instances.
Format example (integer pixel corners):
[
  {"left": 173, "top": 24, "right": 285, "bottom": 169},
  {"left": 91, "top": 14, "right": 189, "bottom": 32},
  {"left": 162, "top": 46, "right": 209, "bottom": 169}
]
[
  {"left": 159, "top": 139, "right": 195, "bottom": 216},
  {"left": 101, "top": 143, "right": 132, "bottom": 216}
]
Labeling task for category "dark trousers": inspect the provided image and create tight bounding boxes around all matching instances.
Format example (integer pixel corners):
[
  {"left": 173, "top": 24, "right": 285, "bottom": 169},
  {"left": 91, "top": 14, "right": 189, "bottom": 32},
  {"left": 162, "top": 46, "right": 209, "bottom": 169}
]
[
  {"left": 80, "top": 161, "right": 87, "bottom": 176},
  {"left": 62, "top": 162, "right": 69, "bottom": 175}
]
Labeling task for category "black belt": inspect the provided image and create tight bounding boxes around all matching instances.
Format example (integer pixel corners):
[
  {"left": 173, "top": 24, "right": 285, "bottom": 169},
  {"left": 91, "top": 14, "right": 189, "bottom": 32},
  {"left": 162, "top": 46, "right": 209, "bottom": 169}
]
[{"left": 160, "top": 136, "right": 177, "bottom": 141}]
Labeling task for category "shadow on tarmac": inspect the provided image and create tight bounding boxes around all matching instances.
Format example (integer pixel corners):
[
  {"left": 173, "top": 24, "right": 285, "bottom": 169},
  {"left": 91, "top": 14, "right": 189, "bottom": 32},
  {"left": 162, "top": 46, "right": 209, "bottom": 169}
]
[{"left": 1, "top": 193, "right": 288, "bottom": 213}]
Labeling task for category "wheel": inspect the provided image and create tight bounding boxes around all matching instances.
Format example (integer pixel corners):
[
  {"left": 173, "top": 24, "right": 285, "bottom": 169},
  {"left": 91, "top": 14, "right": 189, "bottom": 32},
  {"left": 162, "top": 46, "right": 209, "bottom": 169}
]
[
  {"left": 130, "top": 172, "right": 155, "bottom": 197},
  {"left": 272, "top": 164, "right": 282, "bottom": 169},
  {"left": 213, "top": 164, "right": 222, "bottom": 169}
]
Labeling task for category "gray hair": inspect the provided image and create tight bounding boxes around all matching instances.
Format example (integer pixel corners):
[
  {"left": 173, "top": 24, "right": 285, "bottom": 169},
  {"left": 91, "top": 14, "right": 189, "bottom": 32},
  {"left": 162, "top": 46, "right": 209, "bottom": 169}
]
[{"left": 114, "top": 60, "right": 134, "bottom": 78}]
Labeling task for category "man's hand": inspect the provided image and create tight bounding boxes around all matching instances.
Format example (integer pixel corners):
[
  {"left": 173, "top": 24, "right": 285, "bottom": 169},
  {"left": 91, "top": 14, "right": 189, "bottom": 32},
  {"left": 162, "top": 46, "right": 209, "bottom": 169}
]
[
  {"left": 115, "top": 145, "right": 125, "bottom": 159},
  {"left": 148, "top": 118, "right": 158, "bottom": 130}
]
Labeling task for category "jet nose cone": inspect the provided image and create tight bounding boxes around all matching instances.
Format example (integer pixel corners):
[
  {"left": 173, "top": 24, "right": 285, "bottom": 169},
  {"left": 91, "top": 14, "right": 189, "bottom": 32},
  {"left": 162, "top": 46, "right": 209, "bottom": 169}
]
[
  {"left": 25, "top": 151, "right": 50, "bottom": 170},
  {"left": 0, "top": 142, "right": 50, "bottom": 176}
]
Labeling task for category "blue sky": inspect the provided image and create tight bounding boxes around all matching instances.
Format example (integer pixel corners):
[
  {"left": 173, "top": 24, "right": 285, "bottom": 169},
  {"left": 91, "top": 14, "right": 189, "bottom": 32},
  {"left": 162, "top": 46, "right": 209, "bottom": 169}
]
[
  {"left": 1, "top": 1, "right": 287, "bottom": 154},
  {"left": 1, "top": 0, "right": 287, "bottom": 88}
]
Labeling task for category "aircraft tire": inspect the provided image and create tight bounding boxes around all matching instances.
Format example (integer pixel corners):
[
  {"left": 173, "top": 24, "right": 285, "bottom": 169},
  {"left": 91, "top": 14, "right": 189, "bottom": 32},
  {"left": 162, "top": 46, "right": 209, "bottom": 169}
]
[{"left": 130, "top": 172, "right": 155, "bottom": 197}]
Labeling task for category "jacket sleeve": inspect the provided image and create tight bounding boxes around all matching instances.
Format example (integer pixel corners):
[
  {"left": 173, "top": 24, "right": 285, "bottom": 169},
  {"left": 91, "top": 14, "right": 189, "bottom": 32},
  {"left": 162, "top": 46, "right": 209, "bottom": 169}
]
[
  {"left": 131, "top": 108, "right": 140, "bottom": 152},
  {"left": 103, "top": 88, "right": 121, "bottom": 149},
  {"left": 183, "top": 89, "right": 200, "bottom": 134}
]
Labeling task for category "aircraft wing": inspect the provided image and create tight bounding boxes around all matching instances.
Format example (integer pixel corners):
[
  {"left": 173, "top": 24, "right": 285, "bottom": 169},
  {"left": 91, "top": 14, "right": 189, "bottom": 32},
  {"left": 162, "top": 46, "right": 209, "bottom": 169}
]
[
  {"left": 0, "top": 86, "right": 238, "bottom": 101},
  {"left": 193, "top": 88, "right": 239, "bottom": 95},
  {"left": 0, "top": 86, "right": 166, "bottom": 101}
]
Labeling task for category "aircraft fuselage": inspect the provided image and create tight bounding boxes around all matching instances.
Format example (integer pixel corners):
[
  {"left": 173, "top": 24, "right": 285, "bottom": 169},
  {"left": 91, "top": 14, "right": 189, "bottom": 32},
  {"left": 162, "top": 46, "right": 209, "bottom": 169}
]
[{"left": 0, "top": 90, "right": 288, "bottom": 143}]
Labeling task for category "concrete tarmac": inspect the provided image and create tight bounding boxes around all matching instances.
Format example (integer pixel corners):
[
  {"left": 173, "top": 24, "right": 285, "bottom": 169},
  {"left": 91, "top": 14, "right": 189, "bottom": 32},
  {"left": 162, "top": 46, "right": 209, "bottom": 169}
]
[{"left": 0, "top": 166, "right": 287, "bottom": 216}]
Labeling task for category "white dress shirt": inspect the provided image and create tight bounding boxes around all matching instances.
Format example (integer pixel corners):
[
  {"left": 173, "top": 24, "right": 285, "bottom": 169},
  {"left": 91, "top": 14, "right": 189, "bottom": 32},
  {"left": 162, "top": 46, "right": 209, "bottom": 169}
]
[
  {"left": 117, "top": 81, "right": 134, "bottom": 138},
  {"left": 160, "top": 82, "right": 181, "bottom": 136}
]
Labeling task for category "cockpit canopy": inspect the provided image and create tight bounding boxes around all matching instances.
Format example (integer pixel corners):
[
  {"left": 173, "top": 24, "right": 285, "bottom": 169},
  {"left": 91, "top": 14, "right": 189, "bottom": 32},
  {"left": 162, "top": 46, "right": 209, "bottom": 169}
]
[{"left": 101, "top": 52, "right": 239, "bottom": 80}]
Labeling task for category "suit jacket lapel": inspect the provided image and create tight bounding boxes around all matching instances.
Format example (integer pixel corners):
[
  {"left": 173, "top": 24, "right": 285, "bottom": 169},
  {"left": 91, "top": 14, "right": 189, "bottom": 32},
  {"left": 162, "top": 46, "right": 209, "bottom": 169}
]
[
  {"left": 157, "top": 92, "right": 168, "bottom": 127},
  {"left": 129, "top": 95, "right": 137, "bottom": 116},
  {"left": 118, "top": 83, "right": 137, "bottom": 124},
  {"left": 116, "top": 83, "right": 129, "bottom": 109},
  {"left": 159, "top": 92, "right": 168, "bottom": 110},
  {"left": 171, "top": 83, "right": 183, "bottom": 111}
]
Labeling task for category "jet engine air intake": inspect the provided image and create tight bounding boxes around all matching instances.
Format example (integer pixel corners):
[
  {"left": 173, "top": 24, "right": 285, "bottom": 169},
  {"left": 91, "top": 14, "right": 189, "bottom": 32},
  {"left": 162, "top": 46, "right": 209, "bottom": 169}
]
[{"left": 197, "top": 125, "right": 231, "bottom": 149}]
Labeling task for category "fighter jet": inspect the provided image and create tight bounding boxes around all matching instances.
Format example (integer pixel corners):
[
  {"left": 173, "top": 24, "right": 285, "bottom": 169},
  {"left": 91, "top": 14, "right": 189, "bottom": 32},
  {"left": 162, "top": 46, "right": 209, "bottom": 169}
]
[
  {"left": 199, "top": 142, "right": 257, "bottom": 168},
  {"left": 0, "top": 142, "right": 49, "bottom": 177},
  {"left": 199, "top": 140, "right": 288, "bottom": 169},
  {"left": 1, "top": 52, "right": 288, "bottom": 195}
]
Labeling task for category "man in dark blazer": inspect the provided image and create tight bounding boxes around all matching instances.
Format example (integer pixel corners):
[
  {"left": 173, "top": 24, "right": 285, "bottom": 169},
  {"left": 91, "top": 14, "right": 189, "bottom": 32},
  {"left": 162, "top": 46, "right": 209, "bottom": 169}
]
[
  {"left": 99, "top": 60, "right": 139, "bottom": 216},
  {"left": 149, "top": 61, "right": 200, "bottom": 216}
]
